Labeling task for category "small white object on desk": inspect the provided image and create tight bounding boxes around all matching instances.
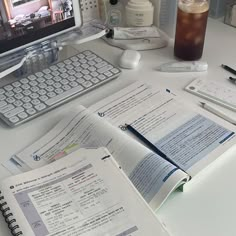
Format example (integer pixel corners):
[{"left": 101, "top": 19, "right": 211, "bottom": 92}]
[
  {"left": 119, "top": 50, "right": 141, "bottom": 69},
  {"left": 157, "top": 61, "right": 208, "bottom": 72}
]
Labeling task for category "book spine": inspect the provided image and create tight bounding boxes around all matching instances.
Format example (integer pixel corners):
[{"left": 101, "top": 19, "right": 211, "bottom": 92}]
[{"left": 0, "top": 191, "right": 23, "bottom": 236}]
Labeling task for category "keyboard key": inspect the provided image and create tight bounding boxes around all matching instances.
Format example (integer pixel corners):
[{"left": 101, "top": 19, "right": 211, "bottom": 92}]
[
  {"left": 84, "top": 75, "right": 92, "bottom": 81},
  {"left": 38, "top": 83, "right": 47, "bottom": 89},
  {"left": 68, "top": 76, "right": 76, "bottom": 81},
  {"left": 18, "top": 112, "right": 28, "bottom": 119},
  {"left": 77, "top": 78, "right": 85, "bottom": 84},
  {"left": 98, "top": 74, "right": 106, "bottom": 80},
  {"left": 13, "top": 87, "right": 23, "bottom": 93},
  {"left": 45, "top": 74, "right": 53, "bottom": 80},
  {"left": 80, "top": 59, "right": 87, "bottom": 64},
  {"left": 26, "top": 108, "right": 36, "bottom": 115},
  {"left": 21, "top": 84, "right": 30, "bottom": 90},
  {"left": 0, "top": 101, "right": 7, "bottom": 108},
  {"left": 0, "top": 95, "right": 6, "bottom": 100},
  {"left": 6, "top": 97, "right": 15, "bottom": 103},
  {"left": 38, "top": 89, "right": 47, "bottom": 95},
  {"left": 35, "top": 72, "right": 44, "bottom": 77},
  {"left": 66, "top": 65, "right": 74, "bottom": 70},
  {"left": 4, "top": 85, "right": 13, "bottom": 91},
  {"left": 83, "top": 81, "right": 93, "bottom": 88},
  {"left": 61, "top": 79, "right": 69, "bottom": 85},
  {"left": 84, "top": 51, "right": 92, "bottom": 56},
  {"left": 9, "top": 116, "right": 19, "bottom": 123},
  {"left": 61, "top": 73, "right": 68, "bottom": 79},
  {"left": 43, "top": 69, "right": 51, "bottom": 74},
  {"left": 57, "top": 62, "right": 65, "bottom": 67},
  {"left": 53, "top": 83, "right": 62, "bottom": 88},
  {"left": 28, "top": 75, "right": 37, "bottom": 80},
  {"left": 45, "top": 86, "right": 54, "bottom": 92},
  {"left": 81, "top": 70, "right": 89, "bottom": 75},
  {"left": 0, "top": 89, "right": 5, "bottom": 94},
  {"left": 5, "top": 91, "right": 14, "bottom": 97},
  {"left": 46, "top": 79, "right": 54, "bottom": 85},
  {"left": 50, "top": 65, "right": 58, "bottom": 71},
  {"left": 29, "top": 81, "right": 38, "bottom": 86},
  {"left": 91, "top": 78, "right": 99, "bottom": 84},
  {"left": 45, "top": 86, "right": 84, "bottom": 106},
  {"left": 23, "top": 103, "right": 32, "bottom": 109},
  {"left": 104, "top": 71, "right": 113, "bottom": 77},
  {"left": 35, "top": 103, "right": 46, "bottom": 111},
  {"left": 12, "top": 82, "right": 21, "bottom": 87},
  {"left": 69, "top": 81, "right": 78, "bottom": 87},
  {"left": 39, "top": 95, "right": 49, "bottom": 102},
  {"left": 48, "top": 92, "right": 56, "bottom": 97},
  {"left": 22, "top": 97, "right": 31, "bottom": 103},
  {"left": 52, "top": 71, "right": 60, "bottom": 76},
  {"left": 21, "top": 78, "right": 29, "bottom": 84},
  {"left": 31, "top": 86, "right": 39, "bottom": 93},
  {"left": 54, "top": 76, "right": 62, "bottom": 82},
  {"left": 64, "top": 59, "right": 72, "bottom": 64},
  {"left": 22, "top": 90, "right": 31, "bottom": 96},
  {"left": 71, "top": 56, "right": 78, "bottom": 62},
  {"left": 15, "top": 93, "right": 24, "bottom": 100},
  {"left": 0, "top": 104, "right": 15, "bottom": 113},
  {"left": 14, "top": 100, "right": 23, "bottom": 107},
  {"left": 59, "top": 68, "right": 67, "bottom": 73},
  {"left": 37, "top": 77, "right": 45, "bottom": 83},
  {"left": 98, "top": 65, "right": 112, "bottom": 74},
  {"left": 4, "top": 107, "right": 24, "bottom": 118},
  {"left": 55, "top": 88, "right": 64, "bottom": 94},
  {"left": 31, "top": 99, "right": 41, "bottom": 105},
  {"left": 73, "top": 61, "right": 80, "bottom": 67}
]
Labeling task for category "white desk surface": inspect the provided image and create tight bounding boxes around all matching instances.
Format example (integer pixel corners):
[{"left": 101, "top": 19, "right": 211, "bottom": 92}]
[{"left": 0, "top": 18, "right": 236, "bottom": 236}]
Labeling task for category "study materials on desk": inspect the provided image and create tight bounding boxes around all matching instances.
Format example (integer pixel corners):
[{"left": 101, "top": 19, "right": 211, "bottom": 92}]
[
  {"left": 0, "top": 148, "right": 170, "bottom": 236},
  {"left": 88, "top": 81, "right": 235, "bottom": 179},
  {"left": 5, "top": 82, "right": 236, "bottom": 210},
  {"left": 5, "top": 103, "right": 189, "bottom": 210},
  {"left": 185, "top": 78, "right": 236, "bottom": 112}
]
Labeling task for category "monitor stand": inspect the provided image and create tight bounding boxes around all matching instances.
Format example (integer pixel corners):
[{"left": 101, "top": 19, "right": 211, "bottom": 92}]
[
  {"left": 0, "top": 39, "right": 60, "bottom": 79},
  {"left": 0, "top": 19, "right": 108, "bottom": 79}
]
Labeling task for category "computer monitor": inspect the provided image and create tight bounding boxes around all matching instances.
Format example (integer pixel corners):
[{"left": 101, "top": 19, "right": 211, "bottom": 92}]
[{"left": 0, "top": 0, "right": 82, "bottom": 57}]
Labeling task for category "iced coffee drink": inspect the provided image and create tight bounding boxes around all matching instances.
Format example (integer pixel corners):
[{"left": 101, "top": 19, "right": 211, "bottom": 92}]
[{"left": 174, "top": 0, "right": 209, "bottom": 61}]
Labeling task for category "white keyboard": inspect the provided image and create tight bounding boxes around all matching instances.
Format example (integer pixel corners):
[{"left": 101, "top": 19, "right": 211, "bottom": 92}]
[
  {"left": 0, "top": 50, "right": 121, "bottom": 127},
  {"left": 185, "top": 78, "right": 236, "bottom": 111}
]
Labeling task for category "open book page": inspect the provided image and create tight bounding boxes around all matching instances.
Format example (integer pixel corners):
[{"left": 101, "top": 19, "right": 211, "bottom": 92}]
[
  {"left": 6, "top": 105, "right": 188, "bottom": 210},
  {"left": 0, "top": 148, "right": 170, "bottom": 236},
  {"left": 89, "top": 81, "right": 236, "bottom": 178}
]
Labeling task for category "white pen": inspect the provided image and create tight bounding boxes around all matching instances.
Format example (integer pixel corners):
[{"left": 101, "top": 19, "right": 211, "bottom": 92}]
[{"left": 200, "top": 102, "right": 236, "bottom": 125}]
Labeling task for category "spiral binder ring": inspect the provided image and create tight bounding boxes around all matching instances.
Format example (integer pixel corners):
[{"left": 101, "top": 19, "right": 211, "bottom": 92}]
[{"left": 0, "top": 191, "right": 23, "bottom": 236}]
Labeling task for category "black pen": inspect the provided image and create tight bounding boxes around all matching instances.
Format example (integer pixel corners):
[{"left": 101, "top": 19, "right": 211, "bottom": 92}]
[
  {"left": 125, "top": 123, "right": 186, "bottom": 173},
  {"left": 221, "top": 64, "right": 236, "bottom": 76},
  {"left": 229, "top": 76, "right": 236, "bottom": 84}
]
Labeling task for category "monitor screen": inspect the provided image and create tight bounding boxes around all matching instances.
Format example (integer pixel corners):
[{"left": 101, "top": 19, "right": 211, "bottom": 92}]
[{"left": 0, "top": 0, "right": 82, "bottom": 56}]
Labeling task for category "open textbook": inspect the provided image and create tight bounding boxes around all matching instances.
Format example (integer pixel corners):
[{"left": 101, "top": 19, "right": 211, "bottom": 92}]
[
  {"left": 5, "top": 81, "right": 236, "bottom": 210},
  {"left": 0, "top": 148, "right": 170, "bottom": 236}
]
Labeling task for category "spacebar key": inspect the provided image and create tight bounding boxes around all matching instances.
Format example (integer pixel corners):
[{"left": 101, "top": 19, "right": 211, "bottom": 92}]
[{"left": 45, "top": 86, "right": 84, "bottom": 106}]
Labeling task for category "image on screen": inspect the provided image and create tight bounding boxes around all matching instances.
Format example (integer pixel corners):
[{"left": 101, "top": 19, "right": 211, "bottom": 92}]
[{"left": 0, "top": 0, "right": 77, "bottom": 54}]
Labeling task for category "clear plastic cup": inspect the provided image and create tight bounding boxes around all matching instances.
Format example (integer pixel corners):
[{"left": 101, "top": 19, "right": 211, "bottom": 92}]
[{"left": 174, "top": 0, "right": 209, "bottom": 61}]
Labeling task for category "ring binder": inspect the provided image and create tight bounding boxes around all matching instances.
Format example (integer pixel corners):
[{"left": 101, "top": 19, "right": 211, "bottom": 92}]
[{"left": 0, "top": 191, "right": 22, "bottom": 236}]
